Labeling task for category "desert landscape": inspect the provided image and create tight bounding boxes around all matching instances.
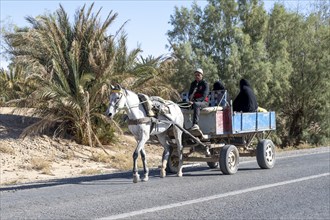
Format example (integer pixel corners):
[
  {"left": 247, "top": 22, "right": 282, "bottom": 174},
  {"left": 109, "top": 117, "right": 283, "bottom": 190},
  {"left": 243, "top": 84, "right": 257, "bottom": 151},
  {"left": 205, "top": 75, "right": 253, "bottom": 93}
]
[{"left": 0, "top": 108, "right": 163, "bottom": 186}]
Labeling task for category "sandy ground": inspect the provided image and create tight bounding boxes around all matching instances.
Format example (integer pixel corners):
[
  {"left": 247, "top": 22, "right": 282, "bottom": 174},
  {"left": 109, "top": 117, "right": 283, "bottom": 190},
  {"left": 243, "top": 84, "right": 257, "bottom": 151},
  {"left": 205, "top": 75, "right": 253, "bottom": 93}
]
[{"left": 0, "top": 108, "right": 163, "bottom": 186}]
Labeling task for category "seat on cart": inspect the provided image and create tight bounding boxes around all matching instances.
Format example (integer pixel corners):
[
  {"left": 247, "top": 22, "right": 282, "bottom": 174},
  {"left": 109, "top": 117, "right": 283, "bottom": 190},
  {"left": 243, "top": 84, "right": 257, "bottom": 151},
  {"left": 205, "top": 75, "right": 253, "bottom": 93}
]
[{"left": 180, "top": 90, "right": 228, "bottom": 108}]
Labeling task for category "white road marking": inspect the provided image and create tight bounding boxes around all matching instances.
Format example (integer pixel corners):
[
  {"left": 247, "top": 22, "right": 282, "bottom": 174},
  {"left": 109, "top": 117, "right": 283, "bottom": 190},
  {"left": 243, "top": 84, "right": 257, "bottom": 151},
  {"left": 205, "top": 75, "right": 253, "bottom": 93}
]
[
  {"left": 163, "top": 151, "right": 329, "bottom": 168},
  {"left": 97, "top": 173, "right": 330, "bottom": 220},
  {"left": 239, "top": 150, "right": 330, "bottom": 164},
  {"left": 276, "top": 150, "right": 330, "bottom": 159}
]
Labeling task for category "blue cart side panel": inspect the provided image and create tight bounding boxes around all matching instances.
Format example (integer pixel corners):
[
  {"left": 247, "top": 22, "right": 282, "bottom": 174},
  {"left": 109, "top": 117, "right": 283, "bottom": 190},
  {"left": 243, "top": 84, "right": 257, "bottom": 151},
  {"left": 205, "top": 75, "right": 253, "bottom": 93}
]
[{"left": 232, "top": 112, "right": 276, "bottom": 134}]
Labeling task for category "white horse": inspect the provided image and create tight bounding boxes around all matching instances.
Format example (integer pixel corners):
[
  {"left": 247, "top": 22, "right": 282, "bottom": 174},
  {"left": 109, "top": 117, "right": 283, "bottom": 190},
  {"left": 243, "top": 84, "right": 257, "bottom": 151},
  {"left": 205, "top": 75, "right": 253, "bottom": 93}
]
[{"left": 106, "top": 85, "right": 184, "bottom": 183}]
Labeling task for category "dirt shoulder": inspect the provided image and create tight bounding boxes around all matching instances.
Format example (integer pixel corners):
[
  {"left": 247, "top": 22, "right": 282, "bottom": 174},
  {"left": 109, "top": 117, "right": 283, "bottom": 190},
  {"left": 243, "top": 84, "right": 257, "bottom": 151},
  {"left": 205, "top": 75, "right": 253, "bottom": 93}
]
[{"left": 0, "top": 109, "right": 163, "bottom": 186}]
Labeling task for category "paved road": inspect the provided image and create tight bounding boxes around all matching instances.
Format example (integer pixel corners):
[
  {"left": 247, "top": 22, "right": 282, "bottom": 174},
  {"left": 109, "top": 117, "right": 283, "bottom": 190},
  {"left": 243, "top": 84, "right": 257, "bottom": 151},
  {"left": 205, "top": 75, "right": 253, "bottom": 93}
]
[{"left": 1, "top": 147, "right": 329, "bottom": 220}]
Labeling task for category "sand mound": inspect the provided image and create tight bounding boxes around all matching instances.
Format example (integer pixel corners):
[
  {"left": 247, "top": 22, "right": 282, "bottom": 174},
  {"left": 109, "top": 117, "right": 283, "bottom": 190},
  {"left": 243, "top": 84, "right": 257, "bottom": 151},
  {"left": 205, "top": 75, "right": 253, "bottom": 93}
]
[{"left": 0, "top": 108, "right": 163, "bottom": 186}]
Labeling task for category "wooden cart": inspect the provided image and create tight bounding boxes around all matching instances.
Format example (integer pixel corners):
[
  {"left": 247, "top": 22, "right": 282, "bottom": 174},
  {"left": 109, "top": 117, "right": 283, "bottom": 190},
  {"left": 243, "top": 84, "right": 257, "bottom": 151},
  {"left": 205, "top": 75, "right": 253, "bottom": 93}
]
[{"left": 167, "top": 105, "right": 276, "bottom": 175}]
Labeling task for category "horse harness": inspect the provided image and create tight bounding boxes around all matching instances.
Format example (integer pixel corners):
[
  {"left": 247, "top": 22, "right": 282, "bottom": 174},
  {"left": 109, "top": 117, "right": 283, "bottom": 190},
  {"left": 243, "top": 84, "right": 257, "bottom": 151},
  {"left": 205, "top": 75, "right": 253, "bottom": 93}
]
[
  {"left": 127, "top": 94, "right": 173, "bottom": 132},
  {"left": 127, "top": 117, "right": 157, "bottom": 125},
  {"left": 111, "top": 89, "right": 173, "bottom": 131}
]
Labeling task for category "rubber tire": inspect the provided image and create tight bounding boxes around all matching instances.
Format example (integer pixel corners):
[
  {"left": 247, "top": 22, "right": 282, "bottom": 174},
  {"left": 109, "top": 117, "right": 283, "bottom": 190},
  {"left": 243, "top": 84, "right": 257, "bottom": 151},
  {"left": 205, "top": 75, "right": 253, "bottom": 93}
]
[
  {"left": 256, "top": 139, "right": 276, "bottom": 169},
  {"left": 219, "top": 145, "right": 239, "bottom": 175},
  {"left": 166, "top": 149, "right": 178, "bottom": 174},
  {"left": 207, "top": 162, "right": 219, "bottom": 169}
]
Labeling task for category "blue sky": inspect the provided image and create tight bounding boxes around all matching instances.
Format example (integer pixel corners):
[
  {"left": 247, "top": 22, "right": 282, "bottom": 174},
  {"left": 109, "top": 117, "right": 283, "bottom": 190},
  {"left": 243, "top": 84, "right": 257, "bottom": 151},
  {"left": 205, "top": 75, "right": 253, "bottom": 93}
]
[
  {"left": 0, "top": 0, "right": 208, "bottom": 69},
  {"left": 0, "top": 0, "right": 312, "bottom": 69}
]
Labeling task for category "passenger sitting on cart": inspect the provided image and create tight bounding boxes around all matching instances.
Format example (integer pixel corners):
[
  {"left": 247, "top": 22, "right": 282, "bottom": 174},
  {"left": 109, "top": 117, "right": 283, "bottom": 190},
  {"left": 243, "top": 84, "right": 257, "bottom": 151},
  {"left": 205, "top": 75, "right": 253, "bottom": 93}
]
[
  {"left": 233, "top": 79, "right": 258, "bottom": 112},
  {"left": 213, "top": 80, "right": 228, "bottom": 107},
  {"left": 188, "top": 68, "right": 209, "bottom": 130}
]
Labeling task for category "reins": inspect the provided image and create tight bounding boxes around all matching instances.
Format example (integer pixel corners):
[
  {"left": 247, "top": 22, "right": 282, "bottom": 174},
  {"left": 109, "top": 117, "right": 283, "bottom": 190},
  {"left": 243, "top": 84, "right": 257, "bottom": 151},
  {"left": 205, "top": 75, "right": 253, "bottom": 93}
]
[
  {"left": 111, "top": 89, "right": 148, "bottom": 111},
  {"left": 112, "top": 89, "right": 181, "bottom": 111},
  {"left": 110, "top": 89, "right": 186, "bottom": 127},
  {"left": 177, "top": 102, "right": 192, "bottom": 108}
]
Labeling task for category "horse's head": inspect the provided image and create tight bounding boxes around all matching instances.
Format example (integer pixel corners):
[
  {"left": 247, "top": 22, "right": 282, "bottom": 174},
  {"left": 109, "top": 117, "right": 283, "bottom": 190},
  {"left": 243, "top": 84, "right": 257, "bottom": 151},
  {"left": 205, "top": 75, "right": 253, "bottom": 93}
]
[{"left": 106, "top": 84, "right": 126, "bottom": 118}]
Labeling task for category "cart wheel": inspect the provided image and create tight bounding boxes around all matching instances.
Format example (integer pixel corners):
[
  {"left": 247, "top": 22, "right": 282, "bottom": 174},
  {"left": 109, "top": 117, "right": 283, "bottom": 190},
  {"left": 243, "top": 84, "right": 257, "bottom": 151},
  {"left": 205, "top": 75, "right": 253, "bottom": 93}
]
[
  {"left": 207, "top": 162, "right": 219, "bottom": 169},
  {"left": 219, "top": 145, "right": 239, "bottom": 175},
  {"left": 256, "top": 139, "right": 276, "bottom": 169},
  {"left": 166, "top": 149, "right": 178, "bottom": 174}
]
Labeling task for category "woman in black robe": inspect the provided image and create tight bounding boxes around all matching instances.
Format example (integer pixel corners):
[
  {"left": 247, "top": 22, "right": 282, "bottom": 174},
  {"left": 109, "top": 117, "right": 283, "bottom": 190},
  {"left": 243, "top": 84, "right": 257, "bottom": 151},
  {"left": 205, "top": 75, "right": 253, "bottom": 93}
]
[{"left": 233, "top": 79, "right": 258, "bottom": 112}]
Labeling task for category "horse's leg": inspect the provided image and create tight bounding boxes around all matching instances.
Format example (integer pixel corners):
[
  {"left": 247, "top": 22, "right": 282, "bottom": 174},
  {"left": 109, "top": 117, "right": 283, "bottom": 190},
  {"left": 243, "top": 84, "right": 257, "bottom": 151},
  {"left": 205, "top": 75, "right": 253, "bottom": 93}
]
[
  {"left": 140, "top": 148, "right": 149, "bottom": 182},
  {"left": 173, "top": 127, "right": 184, "bottom": 177},
  {"left": 157, "top": 134, "right": 170, "bottom": 178},
  {"left": 132, "top": 136, "right": 148, "bottom": 183},
  {"left": 132, "top": 147, "right": 140, "bottom": 183}
]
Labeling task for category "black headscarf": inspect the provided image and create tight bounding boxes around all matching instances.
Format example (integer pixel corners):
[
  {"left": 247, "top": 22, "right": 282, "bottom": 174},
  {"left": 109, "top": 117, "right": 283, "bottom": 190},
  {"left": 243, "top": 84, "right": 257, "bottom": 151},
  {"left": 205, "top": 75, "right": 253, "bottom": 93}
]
[
  {"left": 213, "top": 80, "right": 225, "bottom": 90},
  {"left": 233, "top": 79, "right": 258, "bottom": 112}
]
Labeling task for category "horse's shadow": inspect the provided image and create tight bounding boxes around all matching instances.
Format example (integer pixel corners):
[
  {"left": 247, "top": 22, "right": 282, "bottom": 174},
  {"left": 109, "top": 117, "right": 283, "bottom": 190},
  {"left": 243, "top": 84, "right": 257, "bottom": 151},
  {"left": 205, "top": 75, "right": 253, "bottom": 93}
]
[
  {"left": 0, "top": 169, "right": 141, "bottom": 191},
  {"left": 0, "top": 167, "right": 188, "bottom": 191},
  {"left": 0, "top": 166, "right": 218, "bottom": 191},
  {"left": 0, "top": 165, "right": 264, "bottom": 191}
]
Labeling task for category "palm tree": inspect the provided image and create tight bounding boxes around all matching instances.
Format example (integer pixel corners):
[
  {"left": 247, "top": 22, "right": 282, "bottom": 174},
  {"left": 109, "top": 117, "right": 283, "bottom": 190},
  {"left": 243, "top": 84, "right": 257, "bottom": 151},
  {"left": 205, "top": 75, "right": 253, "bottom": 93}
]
[
  {"left": 0, "top": 65, "right": 37, "bottom": 107},
  {"left": 4, "top": 3, "right": 142, "bottom": 146},
  {"left": 4, "top": 3, "right": 184, "bottom": 147},
  {"left": 118, "top": 54, "right": 181, "bottom": 101}
]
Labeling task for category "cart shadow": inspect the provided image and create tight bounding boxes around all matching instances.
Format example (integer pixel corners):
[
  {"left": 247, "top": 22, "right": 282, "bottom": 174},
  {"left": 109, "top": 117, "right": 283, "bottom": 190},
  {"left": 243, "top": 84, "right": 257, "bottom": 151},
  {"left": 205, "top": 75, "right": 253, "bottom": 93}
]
[
  {"left": 238, "top": 167, "right": 261, "bottom": 171},
  {"left": 179, "top": 166, "right": 222, "bottom": 177},
  {"left": 181, "top": 166, "right": 262, "bottom": 177}
]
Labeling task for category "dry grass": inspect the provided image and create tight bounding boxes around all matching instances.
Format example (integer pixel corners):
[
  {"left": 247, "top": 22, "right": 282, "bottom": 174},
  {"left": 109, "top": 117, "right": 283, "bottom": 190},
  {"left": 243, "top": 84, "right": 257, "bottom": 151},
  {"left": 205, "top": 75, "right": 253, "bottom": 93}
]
[
  {"left": 0, "top": 143, "right": 15, "bottom": 155},
  {"left": 94, "top": 134, "right": 163, "bottom": 171},
  {"left": 62, "top": 150, "right": 75, "bottom": 160},
  {"left": 30, "top": 157, "right": 53, "bottom": 175},
  {"left": 80, "top": 169, "right": 103, "bottom": 175},
  {"left": 110, "top": 154, "right": 135, "bottom": 171},
  {"left": 108, "top": 147, "right": 163, "bottom": 171},
  {"left": 2, "top": 179, "right": 20, "bottom": 186},
  {"left": 40, "top": 169, "right": 54, "bottom": 175},
  {"left": 90, "top": 152, "right": 113, "bottom": 163},
  {"left": 18, "top": 164, "right": 33, "bottom": 170}
]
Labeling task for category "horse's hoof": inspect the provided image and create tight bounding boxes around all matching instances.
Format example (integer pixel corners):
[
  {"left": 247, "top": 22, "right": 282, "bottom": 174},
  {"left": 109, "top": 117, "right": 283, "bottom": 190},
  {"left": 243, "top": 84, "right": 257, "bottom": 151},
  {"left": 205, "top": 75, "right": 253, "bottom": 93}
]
[
  {"left": 160, "top": 170, "right": 166, "bottom": 178},
  {"left": 133, "top": 174, "right": 140, "bottom": 183},
  {"left": 141, "top": 176, "right": 149, "bottom": 182},
  {"left": 177, "top": 172, "right": 183, "bottom": 177}
]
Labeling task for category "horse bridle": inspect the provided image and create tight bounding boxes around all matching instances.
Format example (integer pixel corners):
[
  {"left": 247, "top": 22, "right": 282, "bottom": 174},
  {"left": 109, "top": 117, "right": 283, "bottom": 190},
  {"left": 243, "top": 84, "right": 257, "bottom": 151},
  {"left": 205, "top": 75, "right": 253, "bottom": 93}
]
[
  {"left": 111, "top": 88, "right": 151, "bottom": 112},
  {"left": 111, "top": 89, "right": 125, "bottom": 111}
]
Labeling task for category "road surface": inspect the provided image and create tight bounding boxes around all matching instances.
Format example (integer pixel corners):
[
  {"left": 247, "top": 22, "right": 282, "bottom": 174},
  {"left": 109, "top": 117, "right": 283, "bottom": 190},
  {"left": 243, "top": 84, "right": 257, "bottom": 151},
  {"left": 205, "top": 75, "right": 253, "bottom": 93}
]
[{"left": 1, "top": 147, "right": 329, "bottom": 219}]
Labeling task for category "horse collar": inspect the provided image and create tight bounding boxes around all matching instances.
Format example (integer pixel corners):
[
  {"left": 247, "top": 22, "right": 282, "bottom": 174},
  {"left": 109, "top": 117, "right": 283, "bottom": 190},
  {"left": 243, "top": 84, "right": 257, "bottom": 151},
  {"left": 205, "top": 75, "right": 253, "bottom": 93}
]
[{"left": 127, "top": 117, "right": 153, "bottom": 125}]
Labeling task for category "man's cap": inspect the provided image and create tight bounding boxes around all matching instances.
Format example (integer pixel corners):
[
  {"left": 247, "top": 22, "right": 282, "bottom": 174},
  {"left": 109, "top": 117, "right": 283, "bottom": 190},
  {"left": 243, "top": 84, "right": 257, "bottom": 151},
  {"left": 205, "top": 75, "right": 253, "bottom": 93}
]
[{"left": 194, "top": 68, "right": 203, "bottom": 75}]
